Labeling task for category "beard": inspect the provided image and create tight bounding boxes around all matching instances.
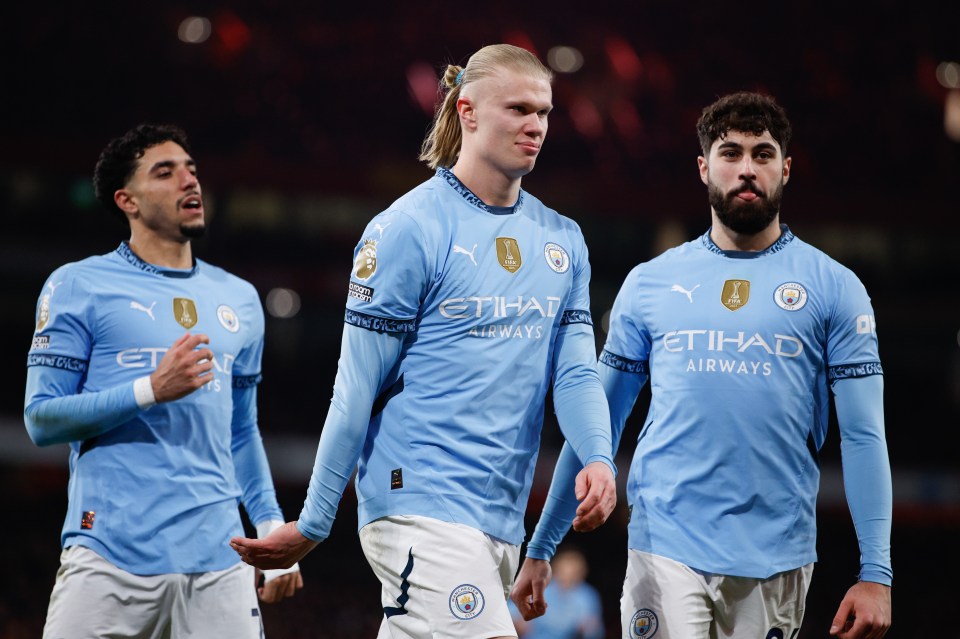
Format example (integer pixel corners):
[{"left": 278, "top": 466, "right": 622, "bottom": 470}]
[
  {"left": 180, "top": 221, "right": 206, "bottom": 239},
  {"left": 708, "top": 177, "right": 783, "bottom": 235}
]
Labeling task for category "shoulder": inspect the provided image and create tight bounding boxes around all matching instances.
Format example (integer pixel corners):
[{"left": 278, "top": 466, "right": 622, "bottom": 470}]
[
  {"left": 43, "top": 251, "right": 116, "bottom": 291},
  {"left": 520, "top": 190, "right": 583, "bottom": 234},
  {"left": 789, "top": 234, "right": 867, "bottom": 288},
  {"left": 197, "top": 259, "right": 260, "bottom": 299}
]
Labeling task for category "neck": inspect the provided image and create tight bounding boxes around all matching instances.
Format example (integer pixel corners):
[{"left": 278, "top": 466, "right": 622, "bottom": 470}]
[
  {"left": 451, "top": 159, "right": 522, "bottom": 207},
  {"left": 709, "top": 213, "right": 782, "bottom": 252},
  {"left": 127, "top": 234, "right": 193, "bottom": 269}
]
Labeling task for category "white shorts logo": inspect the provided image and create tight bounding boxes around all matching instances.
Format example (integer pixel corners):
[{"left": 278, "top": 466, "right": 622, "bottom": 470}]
[
  {"left": 630, "top": 609, "right": 659, "bottom": 637},
  {"left": 217, "top": 305, "right": 241, "bottom": 333},
  {"left": 543, "top": 242, "right": 570, "bottom": 273},
  {"left": 449, "top": 584, "right": 484, "bottom": 620},
  {"left": 774, "top": 282, "right": 808, "bottom": 311}
]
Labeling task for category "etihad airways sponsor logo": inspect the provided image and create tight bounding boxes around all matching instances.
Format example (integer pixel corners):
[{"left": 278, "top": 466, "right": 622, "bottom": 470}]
[
  {"left": 664, "top": 329, "right": 805, "bottom": 377},
  {"left": 663, "top": 329, "right": 804, "bottom": 357},
  {"left": 439, "top": 296, "right": 562, "bottom": 319}
]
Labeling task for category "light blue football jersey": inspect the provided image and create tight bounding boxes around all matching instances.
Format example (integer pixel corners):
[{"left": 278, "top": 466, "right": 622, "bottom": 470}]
[
  {"left": 343, "top": 168, "right": 604, "bottom": 545},
  {"left": 601, "top": 226, "right": 884, "bottom": 578},
  {"left": 25, "top": 243, "right": 280, "bottom": 575}
]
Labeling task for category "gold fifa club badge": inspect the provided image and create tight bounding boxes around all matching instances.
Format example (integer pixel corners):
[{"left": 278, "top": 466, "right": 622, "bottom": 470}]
[
  {"left": 354, "top": 239, "right": 378, "bottom": 280},
  {"left": 496, "top": 237, "right": 522, "bottom": 273},
  {"left": 721, "top": 279, "right": 750, "bottom": 311},
  {"left": 174, "top": 298, "right": 199, "bottom": 329}
]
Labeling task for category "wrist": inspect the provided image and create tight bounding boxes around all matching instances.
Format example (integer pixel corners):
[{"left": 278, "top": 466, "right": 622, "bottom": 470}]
[{"left": 133, "top": 375, "right": 157, "bottom": 408}]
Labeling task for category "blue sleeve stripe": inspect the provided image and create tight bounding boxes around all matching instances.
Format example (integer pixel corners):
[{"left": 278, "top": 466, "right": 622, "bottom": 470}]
[
  {"left": 599, "top": 349, "right": 648, "bottom": 375},
  {"left": 560, "top": 309, "right": 592, "bottom": 326},
  {"left": 27, "top": 353, "right": 88, "bottom": 373},
  {"left": 233, "top": 373, "right": 262, "bottom": 389},
  {"left": 344, "top": 309, "right": 418, "bottom": 333},
  {"left": 828, "top": 361, "right": 883, "bottom": 381}
]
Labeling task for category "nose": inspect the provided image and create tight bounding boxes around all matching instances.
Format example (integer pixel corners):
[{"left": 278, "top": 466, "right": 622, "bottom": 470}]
[
  {"left": 523, "top": 113, "right": 546, "bottom": 137},
  {"left": 179, "top": 168, "right": 199, "bottom": 190},
  {"left": 737, "top": 156, "right": 757, "bottom": 180}
]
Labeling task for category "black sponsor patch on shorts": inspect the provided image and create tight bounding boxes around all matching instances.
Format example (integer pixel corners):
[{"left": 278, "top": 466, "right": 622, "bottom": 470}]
[
  {"left": 391, "top": 468, "right": 403, "bottom": 490},
  {"left": 348, "top": 281, "right": 374, "bottom": 302}
]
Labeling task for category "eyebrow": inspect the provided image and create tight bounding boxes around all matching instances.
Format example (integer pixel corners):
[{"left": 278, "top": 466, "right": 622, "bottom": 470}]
[
  {"left": 717, "top": 140, "right": 778, "bottom": 154},
  {"left": 148, "top": 158, "right": 196, "bottom": 173}
]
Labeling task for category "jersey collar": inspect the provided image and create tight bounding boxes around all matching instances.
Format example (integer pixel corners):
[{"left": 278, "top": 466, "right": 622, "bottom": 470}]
[
  {"left": 436, "top": 167, "right": 524, "bottom": 215},
  {"left": 700, "top": 224, "right": 795, "bottom": 258},
  {"left": 116, "top": 242, "right": 199, "bottom": 278}
]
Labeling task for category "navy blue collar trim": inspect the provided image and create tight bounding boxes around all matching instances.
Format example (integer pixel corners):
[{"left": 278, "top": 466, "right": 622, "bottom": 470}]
[
  {"left": 116, "top": 242, "right": 198, "bottom": 277},
  {"left": 700, "top": 224, "right": 795, "bottom": 258},
  {"left": 436, "top": 167, "right": 524, "bottom": 214}
]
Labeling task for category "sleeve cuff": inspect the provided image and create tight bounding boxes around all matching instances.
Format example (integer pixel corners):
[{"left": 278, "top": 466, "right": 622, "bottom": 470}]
[{"left": 133, "top": 375, "right": 157, "bottom": 409}]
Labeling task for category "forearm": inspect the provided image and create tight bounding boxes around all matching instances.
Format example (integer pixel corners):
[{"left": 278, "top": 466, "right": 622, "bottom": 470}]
[
  {"left": 232, "top": 384, "right": 283, "bottom": 525},
  {"left": 296, "top": 324, "right": 403, "bottom": 542},
  {"left": 834, "top": 375, "right": 893, "bottom": 585},
  {"left": 552, "top": 323, "right": 613, "bottom": 471},
  {"left": 526, "top": 442, "right": 581, "bottom": 560},
  {"left": 23, "top": 366, "right": 146, "bottom": 446}
]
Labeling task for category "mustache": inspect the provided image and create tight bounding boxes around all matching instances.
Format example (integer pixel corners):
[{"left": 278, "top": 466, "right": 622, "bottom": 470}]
[{"left": 729, "top": 181, "right": 765, "bottom": 198}]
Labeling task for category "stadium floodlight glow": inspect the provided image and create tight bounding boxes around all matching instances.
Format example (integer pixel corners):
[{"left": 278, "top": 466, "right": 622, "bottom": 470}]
[
  {"left": 178, "top": 16, "right": 212, "bottom": 44},
  {"left": 547, "top": 46, "right": 584, "bottom": 74},
  {"left": 266, "top": 288, "right": 302, "bottom": 319},
  {"left": 936, "top": 62, "right": 960, "bottom": 89}
]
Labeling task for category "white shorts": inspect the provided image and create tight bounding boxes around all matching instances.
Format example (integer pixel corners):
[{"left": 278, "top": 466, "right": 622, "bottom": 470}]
[
  {"left": 359, "top": 515, "right": 521, "bottom": 639},
  {"left": 43, "top": 545, "right": 263, "bottom": 639},
  {"left": 620, "top": 550, "right": 813, "bottom": 639}
]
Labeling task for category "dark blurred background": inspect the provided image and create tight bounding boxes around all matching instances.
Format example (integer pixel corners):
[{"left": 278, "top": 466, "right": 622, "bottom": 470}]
[{"left": 2, "top": 2, "right": 958, "bottom": 637}]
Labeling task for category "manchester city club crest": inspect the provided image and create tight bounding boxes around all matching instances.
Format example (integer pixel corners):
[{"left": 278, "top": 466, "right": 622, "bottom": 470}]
[
  {"left": 630, "top": 609, "right": 659, "bottom": 638},
  {"left": 448, "top": 584, "right": 485, "bottom": 620},
  {"left": 774, "top": 282, "right": 808, "bottom": 311},
  {"left": 543, "top": 242, "right": 570, "bottom": 273},
  {"left": 217, "top": 305, "right": 240, "bottom": 333}
]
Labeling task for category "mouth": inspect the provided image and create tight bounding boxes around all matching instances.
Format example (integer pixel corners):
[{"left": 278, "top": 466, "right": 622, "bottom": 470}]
[
  {"left": 179, "top": 194, "right": 204, "bottom": 212},
  {"left": 517, "top": 141, "right": 541, "bottom": 155},
  {"left": 732, "top": 184, "right": 763, "bottom": 201}
]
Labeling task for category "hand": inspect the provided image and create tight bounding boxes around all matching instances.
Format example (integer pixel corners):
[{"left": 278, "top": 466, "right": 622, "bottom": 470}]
[
  {"left": 510, "top": 557, "right": 551, "bottom": 621},
  {"left": 230, "top": 521, "right": 319, "bottom": 570},
  {"left": 257, "top": 568, "right": 304, "bottom": 603},
  {"left": 150, "top": 332, "right": 214, "bottom": 402},
  {"left": 572, "top": 461, "right": 617, "bottom": 532},
  {"left": 829, "top": 581, "right": 891, "bottom": 638}
]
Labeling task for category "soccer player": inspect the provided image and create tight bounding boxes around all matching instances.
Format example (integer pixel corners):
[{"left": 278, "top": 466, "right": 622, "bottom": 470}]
[
  {"left": 512, "top": 92, "right": 893, "bottom": 639},
  {"left": 24, "top": 124, "right": 302, "bottom": 638},
  {"left": 230, "top": 44, "right": 617, "bottom": 638}
]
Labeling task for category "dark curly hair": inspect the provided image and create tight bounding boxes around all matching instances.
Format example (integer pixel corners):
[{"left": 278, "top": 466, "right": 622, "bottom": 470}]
[
  {"left": 93, "top": 123, "right": 192, "bottom": 224},
  {"left": 696, "top": 92, "right": 791, "bottom": 158}
]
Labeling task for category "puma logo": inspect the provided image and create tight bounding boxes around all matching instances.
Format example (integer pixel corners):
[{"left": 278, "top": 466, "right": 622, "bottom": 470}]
[
  {"left": 130, "top": 300, "right": 156, "bottom": 320},
  {"left": 374, "top": 222, "right": 392, "bottom": 238},
  {"left": 670, "top": 284, "right": 700, "bottom": 303},
  {"left": 452, "top": 243, "right": 478, "bottom": 267}
]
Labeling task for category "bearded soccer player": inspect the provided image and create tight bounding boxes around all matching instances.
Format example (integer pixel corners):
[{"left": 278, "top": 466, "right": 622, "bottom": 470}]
[{"left": 512, "top": 92, "right": 892, "bottom": 639}]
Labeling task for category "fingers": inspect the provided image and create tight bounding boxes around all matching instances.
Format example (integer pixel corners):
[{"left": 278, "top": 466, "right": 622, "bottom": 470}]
[
  {"left": 572, "top": 463, "right": 617, "bottom": 532},
  {"left": 152, "top": 333, "right": 214, "bottom": 402},
  {"left": 257, "top": 572, "right": 303, "bottom": 604}
]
